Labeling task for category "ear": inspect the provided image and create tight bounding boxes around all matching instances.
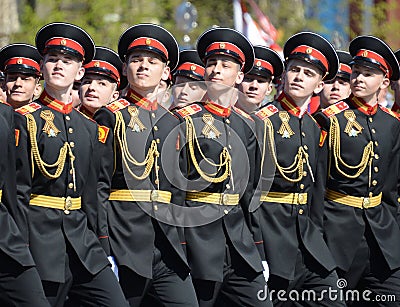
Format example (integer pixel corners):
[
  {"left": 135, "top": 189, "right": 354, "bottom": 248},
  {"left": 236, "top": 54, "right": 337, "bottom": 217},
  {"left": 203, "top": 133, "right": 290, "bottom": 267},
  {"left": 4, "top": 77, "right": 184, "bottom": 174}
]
[
  {"left": 235, "top": 71, "right": 244, "bottom": 85},
  {"left": 122, "top": 62, "right": 128, "bottom": 77},
  {"left": 265, "top": 81, "right": 274, "bottom": 96},
  {"left": 33, "top": 81, "right": 42, "bottom": 98},
  {"left": 75, "top": 64, "right": 85, "bottom": 81},
  {"left": 112, "top": 90, "right": 120, "bottom": 101},
  {"left": 161, "top": 65, "right": 170, "bottom": 82},
  {"left": 313, "top": 80, "right": 325, "bottom": 95},
  {"left": 380, "top": 76, "right": 390, "bottom": 90}
]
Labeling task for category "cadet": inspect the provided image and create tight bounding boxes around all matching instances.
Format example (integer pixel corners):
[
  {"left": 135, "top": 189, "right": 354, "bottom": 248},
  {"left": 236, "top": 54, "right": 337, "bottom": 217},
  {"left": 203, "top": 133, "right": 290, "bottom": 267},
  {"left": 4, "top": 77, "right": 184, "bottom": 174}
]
[
  {"left": 170, "top": 49, "right": 205, "bottom": 111},
  {"left": 390, "top": 49, "right": 400, "bottom": 114},
  {"left": 79, "top": 46, "right": 122, "bottom": 118},
  {"left": 315, "top": 35, "right": 400, "bottom": 305},
  {"left": 236, "top": 45, "right": 284, "bottom": 113},
  {"left": 0, "top": 44, "right": 42, "bottom": 109},
  {"left": 319, "top": 50, "right": 352, "bottom": 109},
  {"left": 13, "top": 22, "right": 128, "bottom": 307},
  {"left": 251, "top": 32, "right": 345, "bottom": 306},
  {"left": 175, "top": 27, "right": 272, "bottom": 307},
  {"left": 94, "top": 24, "right": 198, "bottom": 306}
]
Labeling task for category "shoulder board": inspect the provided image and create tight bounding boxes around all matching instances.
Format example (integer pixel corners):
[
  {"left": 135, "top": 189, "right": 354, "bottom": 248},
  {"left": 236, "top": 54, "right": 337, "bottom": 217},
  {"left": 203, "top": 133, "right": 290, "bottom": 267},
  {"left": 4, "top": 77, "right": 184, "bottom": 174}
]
[
  {"left": 75, "top": 108, "right": 96, "bottom": 123},
  {"left": 176, "top": 104, "right": 202, "bottom": 118},
  {"left": 15, "top": 102, "right": 42, "bottom": 115},
  {"left": 106, "top": 99, "right": 130, "bottom": 113},
  {"left": 254, "top": 104, "right": 279, "bottom": 120},
  {"left": 380, "top": 106, "right": 400, "bottom": 120},
  {"left": 0, "top": 100, "right": 11, "bottom": 106},
  {"left": 321, "top": 101, "right": 349, "bottom": 118},
  {"left": 233, "top": 106, "right": 253, "bottom": 121}
]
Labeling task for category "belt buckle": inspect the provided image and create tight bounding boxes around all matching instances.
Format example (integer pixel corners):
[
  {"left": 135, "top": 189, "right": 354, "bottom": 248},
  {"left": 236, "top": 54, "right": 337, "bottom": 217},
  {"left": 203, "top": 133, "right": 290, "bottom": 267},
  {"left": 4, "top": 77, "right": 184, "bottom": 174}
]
[
  {"left": 298, "top": 193, "right": 304, "bottom": 204},
  {"left": 362, "top": 197, "right": 371, "bottom": 209},
  {"left": 151, "top": 190, "right": 159, "bottom": 202},
  {"left": 221, "top": 194, "right": 229, "bottom": 205},
  {"left": 64, "top": 196, "right": 72, "bottom": 214}
]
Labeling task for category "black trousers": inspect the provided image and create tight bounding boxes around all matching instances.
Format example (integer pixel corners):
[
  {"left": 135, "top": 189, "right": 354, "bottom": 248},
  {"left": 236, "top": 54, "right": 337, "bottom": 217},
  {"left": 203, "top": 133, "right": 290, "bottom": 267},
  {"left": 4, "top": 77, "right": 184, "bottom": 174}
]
[
  {"left": 119, "top": 246, "right": 198, "bottom": 307},
  {"left": 338, "top": 223, "right": 400, "bottom": 307},
  {"left": 268, "top": 248, "right": 346, "bottom": 307},
  {"left": 0, "top": 252, "right": 50, "bottom": 307},
  {"left": 193, "top": 242, "right": 273, "bottom": 307},
  {"left": 43, "top": 245, "right": 128, "bottom": 307}
]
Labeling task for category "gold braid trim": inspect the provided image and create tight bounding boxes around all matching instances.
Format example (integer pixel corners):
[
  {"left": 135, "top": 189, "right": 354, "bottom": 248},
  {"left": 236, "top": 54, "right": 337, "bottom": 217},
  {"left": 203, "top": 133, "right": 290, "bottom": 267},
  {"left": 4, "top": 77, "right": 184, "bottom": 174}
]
[
  {"left": 26, "top": 114, "right": 74, "bottom": 181},
  {"left": 185, "top": 116, "right": 231, "bottom": 183},
  {"left": 114, "top": 111, "right": 159, "bottom": 182},
  {"left": 329, "top": 116, "right": 374, "bottom": 179},
  {"left": 263, "top": 118, "right": 309, "bottom": 183}
]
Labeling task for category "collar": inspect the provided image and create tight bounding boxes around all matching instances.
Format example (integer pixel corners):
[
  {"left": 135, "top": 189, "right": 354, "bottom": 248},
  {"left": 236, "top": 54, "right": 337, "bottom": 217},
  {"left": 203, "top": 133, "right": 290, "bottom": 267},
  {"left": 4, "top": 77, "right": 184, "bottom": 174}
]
[
  {"left": 204, "top": 99, "right": 231, "bottom": 117},
  {"left": 349, "top": 94, "right": 378, "bottom": 115},
  {"left": 79, "top": 104, "right": 95, "bottom": 118},
  {"left": 125, "top": 88, "right": 158, "bottom": 111},
  {"left": 38, "top": 90, "right": 73, "bottom": 114},
  {"left": 278, "top": 92, "right": 302, "bottom": 117}
]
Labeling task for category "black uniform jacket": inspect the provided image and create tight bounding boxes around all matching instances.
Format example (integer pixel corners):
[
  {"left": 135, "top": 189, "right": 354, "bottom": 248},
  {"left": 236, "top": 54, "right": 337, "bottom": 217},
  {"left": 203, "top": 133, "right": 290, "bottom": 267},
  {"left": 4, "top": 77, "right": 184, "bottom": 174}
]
[
  {"left": 14, "top": 91, "right": 109, "bottom": 283},
  {"left": 94, "top": 88, "right": 189, "bottom": 279},
  {"left": 0, "top": 101, "right": 36, "bottom": 267},
  {"left": 175, "top": 100, "right": 263, "bottom": 282},
  {"left": 315, "top": 95, "right": 400, "bottom": 272},
  {"left": 250, "top": 93, "right": 336, "bottom": 281}
]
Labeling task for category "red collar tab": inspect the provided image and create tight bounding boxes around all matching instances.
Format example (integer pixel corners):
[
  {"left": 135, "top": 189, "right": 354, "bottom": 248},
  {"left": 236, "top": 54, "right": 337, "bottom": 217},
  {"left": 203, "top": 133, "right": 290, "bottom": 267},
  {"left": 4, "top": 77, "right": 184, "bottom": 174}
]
[
  {"left": 45, "top": 37, "right": 85, "bottom": 57},
  {"left": 204, "top": 100, "right": 231, "bottom": 117},
  {"left": 205, "top": 42, "right": 245, "bottom": 64},
  {"left": 126, "top": 88, "right": 158, "bottom": 111},
  {"left": 355, "top": 49, "right": 391, "bottom": 78},
  {"left": 291, "top": 45, "right": 329, "bottom": 72},
  {"left": 350, "top": 94, "right": 378, "bottom": 115},
  {"left": 84, "top": 60, "right": 120, "bottom": 84},
  {"left": 39, "top": 90, "right": 73, "bottom": 114},
  {"left": 254, "top": 58, "right": 274, "bottom": 75},
  {"left": 176, "top": 62, "right": 205, "bottom": 77},
  {"left": 339, "top": 63, "right": 351, "bottom": 75},
  {"left": 128, "top": 37, "right": 168, "bottom": 60},
  {"left": 5, "top": 57, "right": 40, "bottom": 72},
  {"left": 278, "top": 92, "right": 301, "bottom": 117}
]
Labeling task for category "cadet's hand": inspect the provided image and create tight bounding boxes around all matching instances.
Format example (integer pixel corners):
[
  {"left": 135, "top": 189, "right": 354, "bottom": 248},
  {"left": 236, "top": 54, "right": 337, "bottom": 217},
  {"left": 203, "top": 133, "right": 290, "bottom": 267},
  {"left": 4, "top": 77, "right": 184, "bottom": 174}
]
[
  {"left": 108, "top": 256, "right": 119, "bottom": 280},
  {"left": 261, "top": 260, "right": 269, "bottom": 283}
]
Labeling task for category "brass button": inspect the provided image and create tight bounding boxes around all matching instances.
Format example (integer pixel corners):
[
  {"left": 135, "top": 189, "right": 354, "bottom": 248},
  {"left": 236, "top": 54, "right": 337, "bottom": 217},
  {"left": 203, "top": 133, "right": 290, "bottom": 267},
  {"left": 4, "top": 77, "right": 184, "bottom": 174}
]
[
  {"left": 226, "top": 184, "right": 231, "bottom": 189},
  {"left": 374, "top": 166, "right": 379, "bottom": 172},
  {"left": 65, "top": 115, "right": 71, "bottom": 121},
  {"left": 299, "top": 209, "right": 304, "bottom": 215},
  {"left": 374, "top": 154, "right": 379, "bottom": 159},
  {"left": 224, "top": 209, "right": 229, "bottom": 214},
  {"left": 303, "top": 158, "right": 307, "bottom": 163},
  {"left": 374, "top": 141, "right": 378, "bottom": 147},
  {"left": 69, "top": 169, "right": 73, "bottom": 175},
  {"left": 154, "top": 179, "right": 159, "bottom": 185},
  {"left": 68, "top": 127, "right": 74, "bottom": 133},
  {"left": 156, "top": 166, "right": 160, "bottom": 170},
  {"left": 70, "top": 141, "right": 75, "bottom": 148},
  {"left": 372, "top": 180, "right": 377, "bottom": 186},
  {"left": 226, "top": 119, "right": 230, "bottom": 124},
  {"left": 68, "top": 183, "right": 74, "bottom": 189},
  {"left": 300, "top": 184, "right": 305, "bottom": 189},
  {"left": 156, "top": 138, "right": 160, "bottom": 143},
  {"left": 154, "top": 205, "right": 158, "bottom": 211},
  {"left": 228, "top": 145, "right": 232, "bottom": 150},
  {"left": 151, "top": 113, "right": 156, "bottom": 118},
  {"left": 228, "top": 131, "right": 231, "bottom": 136},
  {"left": 371, "top": 128, "right": 376, "bottom": 134},
  {"left": 302, "top": 132, "right": 306, "bottom": 137},
  {"left": 304, "top": 145, "right": 308, "bottom": 150},
  {"left": 303, "top": 171, "right": 307, "bottom": 176},
  {"left": 154, "top": 126, "right": 158, "bottom": 131},
  {"left": 369, "top": 117, "right": 373, "bottom": 123}
]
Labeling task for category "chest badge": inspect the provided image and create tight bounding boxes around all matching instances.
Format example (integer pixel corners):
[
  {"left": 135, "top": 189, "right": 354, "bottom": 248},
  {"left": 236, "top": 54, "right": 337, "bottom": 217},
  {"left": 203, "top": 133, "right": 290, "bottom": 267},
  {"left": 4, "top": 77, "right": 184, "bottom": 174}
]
[
  {"left": 127, "top": 106, "right": 146, "bottom": 133},
  {"left": 202, "top": 114, "right": 221, "bottom": 139},
  {"left": 278, "top": 111, "right": 295, "bottom": 138},
  {"left": 40, "top": 110, "right": 60, "bottom": 137},
  {"left": 344, "top": 110, "right": 363, "bottom": 137}
]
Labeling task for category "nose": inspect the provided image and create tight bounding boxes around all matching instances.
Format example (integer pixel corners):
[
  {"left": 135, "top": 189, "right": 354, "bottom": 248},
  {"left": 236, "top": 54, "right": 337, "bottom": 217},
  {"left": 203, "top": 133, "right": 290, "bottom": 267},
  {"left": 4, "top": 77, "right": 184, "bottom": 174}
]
[{"left": 14, "top": 76, "right": 23, "bottom": 86}]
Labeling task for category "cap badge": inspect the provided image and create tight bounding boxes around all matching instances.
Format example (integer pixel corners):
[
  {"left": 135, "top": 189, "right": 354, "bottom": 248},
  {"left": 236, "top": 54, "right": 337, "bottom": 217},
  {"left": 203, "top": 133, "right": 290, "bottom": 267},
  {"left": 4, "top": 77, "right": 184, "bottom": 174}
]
[
  {"left": 362, "top": 50, "right": 368, "bottom": 57},
  {"left": 60, "top": 39, "right": 67, "bottom": 46},
  {"left": 17, "top": 58, "right": 23, "bottom": 64},
  {"left": 306, "top": 47, "right": 312, "bottom": 54},
  {"left": 219, "top": 43, "right": 225, "bottom": 49},
  {"left": 145, "top": 38, "right": 152, "bottom": 46},
  {"left": 190, "top": 65, "right": 196, "bottom": 71},
  {"left": 256, "top": 60, "right": 261, "bottom": 67},
  {"left": 94, "top": 61, "right": 100, "bottom": 67}
]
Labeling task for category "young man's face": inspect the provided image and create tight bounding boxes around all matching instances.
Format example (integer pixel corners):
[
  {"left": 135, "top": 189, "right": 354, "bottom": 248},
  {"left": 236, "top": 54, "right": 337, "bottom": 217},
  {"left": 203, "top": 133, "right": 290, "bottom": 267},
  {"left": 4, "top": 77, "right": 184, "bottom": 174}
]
[
  {"left": 124, "top": 50, "right": 170, "bottom": 92},
  {"left": 320, "top": 76, "right": 351, "bottom": 108},
  {"left": 350, "top": 64, "right": 389, "bottom": 101},
  {"left": 172, "top": 79, "right": 206, "bottom": 109},
  {"left": 283, "top": 59, "right": 324, "bottom": 102},
  {"left": 5, "top": 72, "right": 41, "bottom": 108},
  {"left": 204, "top": 55, "right": 244, "bottom": 87},
  {"left": 238, "top": 74, "right": 273, "bottom": 106},
  {"left": 41, "top": 52, "right": 84, "bottom": 91},
  {"left": 80, "top": 74, "right": 119, "bottom": 110}
]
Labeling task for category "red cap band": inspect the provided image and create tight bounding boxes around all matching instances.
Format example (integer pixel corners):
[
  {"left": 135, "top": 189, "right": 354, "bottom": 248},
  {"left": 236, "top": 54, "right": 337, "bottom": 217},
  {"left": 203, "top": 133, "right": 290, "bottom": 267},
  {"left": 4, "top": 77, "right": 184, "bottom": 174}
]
[
  {"left": 128, "top": 37, "right": 168, "bottom": 59},
  {"left": 205, "top": 42, "right": 245, "bottom": 63},
  {"left": 176, "top": 62, "right": 205, "bottom": 76},
  {"left": 339, "top": 63, "right": 351, "bottom": 74},
  {"left": 254, "top": 58, "right": 274, "bottom": 75},
  {"left": 45, "top": 37, "right": 85, "bottom": 57},
  {"left": 355, "top": 49, "right": 391, "bottom": 77},
  {"left": 84, "top": 60, "right": 120, "bottom": 84},
  {"left": 5, "top": 57, "right": 40, "bottom": 72},
  {"left": 291, "top": 45, "right": 329, "bottom": 71}
]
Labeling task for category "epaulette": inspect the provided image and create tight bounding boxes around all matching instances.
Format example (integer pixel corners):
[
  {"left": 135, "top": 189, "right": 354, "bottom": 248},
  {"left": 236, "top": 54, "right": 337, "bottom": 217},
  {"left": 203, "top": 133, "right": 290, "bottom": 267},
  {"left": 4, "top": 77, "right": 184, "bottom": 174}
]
[
  {"left": 321, "top": 101, "right": 349, "bottom": 118},
  {"left": 106, "top": 99, "right": 130, "bottom": 113},
  {"left": 380, "top": 106, "right": 400, "bottom": 120},
  {"left": 75, "top": 108, "right": 96, "bottom": 123},
  {"left": 233, "top": 106, "right": 254, "bottom": 121},
  {"left": 15, "top": 102, "right": 42, "bottom": 115},
  {"left": 176, "top": 104, "right": 202, "bottom": 118},
  {"left": 254, "top": 104, "right": 278, "bottom": 120}
]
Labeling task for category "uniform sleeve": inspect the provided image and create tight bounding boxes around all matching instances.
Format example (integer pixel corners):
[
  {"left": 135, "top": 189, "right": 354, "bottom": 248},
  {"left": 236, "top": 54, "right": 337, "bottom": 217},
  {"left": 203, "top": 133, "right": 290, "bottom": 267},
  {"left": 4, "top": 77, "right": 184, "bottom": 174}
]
[{"left": 93, "top": 108, "right": 115, "bottom": 255}]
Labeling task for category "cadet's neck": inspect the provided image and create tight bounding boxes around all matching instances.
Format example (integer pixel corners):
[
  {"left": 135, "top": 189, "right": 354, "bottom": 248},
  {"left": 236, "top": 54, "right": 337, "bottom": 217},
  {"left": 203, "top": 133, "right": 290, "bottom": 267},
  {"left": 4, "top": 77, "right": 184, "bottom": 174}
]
[
  {"left": 289, "top": 95, "right": 310, "bottom": 117},
  {"left": 44, "top": 85, "right": 73, "bottom": 104},
  {"left": 130, "top": 86, "right": 159, "bottom": 102}
]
